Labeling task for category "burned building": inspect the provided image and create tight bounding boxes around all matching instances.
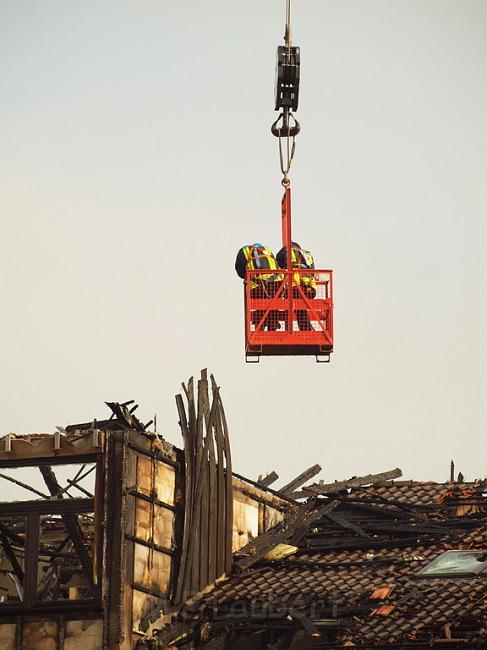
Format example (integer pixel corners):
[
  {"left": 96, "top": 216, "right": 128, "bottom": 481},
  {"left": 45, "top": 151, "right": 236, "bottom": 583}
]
[
  {"left": 1, "top": 372, "right": 486, "bottom": 649},
  {"left": 0, "top": 373, "right": 286, "bottom": 649}
]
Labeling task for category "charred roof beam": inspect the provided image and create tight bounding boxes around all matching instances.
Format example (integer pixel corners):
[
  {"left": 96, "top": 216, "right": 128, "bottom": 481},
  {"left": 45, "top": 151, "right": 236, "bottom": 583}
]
[{"left": 39, "top": 465, "right": 94, "bottom": 587}]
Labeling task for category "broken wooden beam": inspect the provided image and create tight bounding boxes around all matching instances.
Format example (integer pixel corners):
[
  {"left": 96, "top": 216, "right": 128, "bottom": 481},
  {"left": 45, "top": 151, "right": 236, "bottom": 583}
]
[
  {"left": 0, "top": 526, "right": 24, "bottom": 586},
  {"left": 257, "top": 471, "right": 279, "bottom": 488},
  {"left": 174, "top": 371, "right": 234, "bottom": 603},
  {"left": 325, "top": 511, "right": 371, "bottom": 539},
  {"left": 301, "top": 468, "right": 402, "bottom": 496},
  {"left": 235, "top": 499, "right": 339, "bottom": 572},
  {"left": 0, "top": 472, "right": 49, "bottom": 499},
  {"left": 105, "top": 401, "right": 146, "bottom": 432},
  {"left": 279, "top": 464, "right": 322, "bottom": 496},
  {"left": 39, "top": 466, "right": 94, "bottom": 587}
]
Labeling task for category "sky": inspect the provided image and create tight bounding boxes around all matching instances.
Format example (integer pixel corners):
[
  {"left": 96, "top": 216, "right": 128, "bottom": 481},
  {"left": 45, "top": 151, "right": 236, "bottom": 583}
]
[{"left": 1, "top": 0, "right": 487, "bottom": 498}]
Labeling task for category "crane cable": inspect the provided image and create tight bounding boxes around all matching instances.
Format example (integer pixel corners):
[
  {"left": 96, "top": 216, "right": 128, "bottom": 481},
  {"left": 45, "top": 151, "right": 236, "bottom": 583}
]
[
  {"left": 285, "top": 0, "right": 292, "bottom": 53},
  {"left": 278, "top": 127, "right": 296, "bottom": 188}
]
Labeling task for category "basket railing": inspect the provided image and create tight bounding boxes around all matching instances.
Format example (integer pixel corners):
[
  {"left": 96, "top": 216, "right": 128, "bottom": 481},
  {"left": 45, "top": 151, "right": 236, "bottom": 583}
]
[{"left": 244, "top": 269, "right": 333, "bottom": 347}]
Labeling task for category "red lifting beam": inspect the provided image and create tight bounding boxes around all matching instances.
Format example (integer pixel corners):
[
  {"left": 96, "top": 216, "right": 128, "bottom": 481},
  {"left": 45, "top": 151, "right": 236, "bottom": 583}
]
[{"left": 282, "top": 186, "right": 294, "bottom": 334}]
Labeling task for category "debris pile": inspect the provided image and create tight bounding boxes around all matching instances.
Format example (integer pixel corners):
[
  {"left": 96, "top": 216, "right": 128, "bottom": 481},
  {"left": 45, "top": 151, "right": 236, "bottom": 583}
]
[{"left": 147, "top": 475, "right": 487, "bottom": 649}]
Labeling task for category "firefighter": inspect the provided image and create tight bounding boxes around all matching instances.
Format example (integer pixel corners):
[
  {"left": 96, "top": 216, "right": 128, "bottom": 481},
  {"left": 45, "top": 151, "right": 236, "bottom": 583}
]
[
  {"left": 235, "top": 244, "right": 283, "bottom": 330},
  {"left": 276, "top": 242, "right": 316, "bottom": 331}
]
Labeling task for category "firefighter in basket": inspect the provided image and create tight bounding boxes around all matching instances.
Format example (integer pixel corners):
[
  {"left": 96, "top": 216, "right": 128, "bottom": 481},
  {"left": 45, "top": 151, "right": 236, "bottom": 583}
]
[
  {"left": 235, "top": 244, "right": 283, "bottom": 331},
  {"left": 276, "top": 242, "right": 317, "bottom": 331}
]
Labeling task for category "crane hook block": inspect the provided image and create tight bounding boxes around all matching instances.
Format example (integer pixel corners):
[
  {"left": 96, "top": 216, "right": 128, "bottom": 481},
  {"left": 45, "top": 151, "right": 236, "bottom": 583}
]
[{"left": 274, "top": 45, "right": 300, "bottom": 113}]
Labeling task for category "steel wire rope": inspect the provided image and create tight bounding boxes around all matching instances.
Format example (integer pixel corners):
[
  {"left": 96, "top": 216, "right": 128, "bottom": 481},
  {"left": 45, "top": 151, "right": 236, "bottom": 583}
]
[
  {"left": 278, "top": 121, "right": 296, "bottom": 187},
  {"left": 285, "top": 0, "right": 292, "bottom": 52}
]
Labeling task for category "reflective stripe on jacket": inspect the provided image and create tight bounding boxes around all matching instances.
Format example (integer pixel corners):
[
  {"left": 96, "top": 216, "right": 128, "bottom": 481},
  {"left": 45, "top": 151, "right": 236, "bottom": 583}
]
[
  {"left": 243, "top": 245, "right": 283, "bottom": 289},
  {"left": 290, "top": 247, "right": 317, "bottom": 289}
]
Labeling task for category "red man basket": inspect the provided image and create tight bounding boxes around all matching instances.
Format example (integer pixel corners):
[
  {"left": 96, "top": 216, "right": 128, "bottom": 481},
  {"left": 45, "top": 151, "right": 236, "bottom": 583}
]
[{"left": 243, "top": 188, "right": 334, "bottom": 362}]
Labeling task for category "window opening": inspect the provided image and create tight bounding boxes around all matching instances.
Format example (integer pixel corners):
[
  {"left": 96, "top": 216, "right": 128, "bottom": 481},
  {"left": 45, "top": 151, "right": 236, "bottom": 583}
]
[
  {"left": 0, "top": 463, "right": 96, "bottom": 502},
  {"left": 36, "top": 512, "right": 95, "bottom": 602},
  {"left": 417, "top": 550, "right": 487, "bottom": 578},
  {"left": 0, "top": 459, "right": 99, "bottom": 610}
]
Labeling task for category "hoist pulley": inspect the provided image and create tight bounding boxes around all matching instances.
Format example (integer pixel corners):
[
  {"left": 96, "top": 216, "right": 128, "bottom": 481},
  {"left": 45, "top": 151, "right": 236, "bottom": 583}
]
[
  {"left": 271, "top": 0, "right": 301, "bottom": 140},
  {"left": 274, "top": 46, "right": 300, "bottom": 113},
  {"left": 272, "top": 45, "right": 301, "bottom": 138}
]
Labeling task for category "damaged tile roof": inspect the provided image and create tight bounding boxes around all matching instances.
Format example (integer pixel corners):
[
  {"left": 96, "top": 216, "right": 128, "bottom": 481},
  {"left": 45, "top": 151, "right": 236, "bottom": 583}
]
[{"left": 150, "top": 478, "right": 487, "bottom": 648}]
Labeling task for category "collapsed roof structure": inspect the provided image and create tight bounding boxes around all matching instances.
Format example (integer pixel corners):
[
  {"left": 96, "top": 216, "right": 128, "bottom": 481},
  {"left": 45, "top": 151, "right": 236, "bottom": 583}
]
[
  {"left": 155, "top": 479, "right": 487, "bottom": 650},
  {"left": 0, "top": 371, "right": 486, "bottom": 650}
]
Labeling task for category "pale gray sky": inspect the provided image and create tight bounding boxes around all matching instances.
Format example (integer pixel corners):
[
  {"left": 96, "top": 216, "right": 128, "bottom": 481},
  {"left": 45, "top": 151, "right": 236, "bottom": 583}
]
[{"left": 1, "top": 0, "right": 487, "bottom": 497}]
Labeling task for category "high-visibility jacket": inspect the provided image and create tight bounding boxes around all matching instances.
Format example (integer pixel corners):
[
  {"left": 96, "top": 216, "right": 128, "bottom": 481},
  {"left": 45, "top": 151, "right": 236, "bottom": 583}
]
[
  {"left": 277, "top": 245, "right": 317, "bottom": 289},
  {"left": 240, "top": 245, "right": 283, "bottom": 289},
  {"left": 294, "top": 248, "right": 316, "bottom": 288}
]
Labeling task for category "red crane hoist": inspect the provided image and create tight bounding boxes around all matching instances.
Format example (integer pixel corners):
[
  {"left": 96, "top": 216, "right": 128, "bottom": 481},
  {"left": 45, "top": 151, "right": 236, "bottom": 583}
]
[{"left": 243, "top": 0, "right": 334, "bottom": 363}]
